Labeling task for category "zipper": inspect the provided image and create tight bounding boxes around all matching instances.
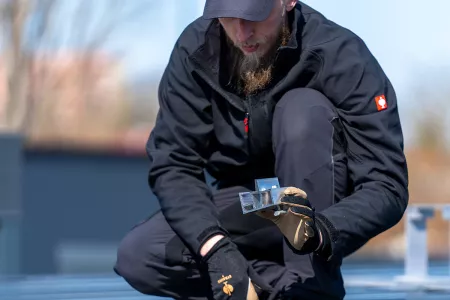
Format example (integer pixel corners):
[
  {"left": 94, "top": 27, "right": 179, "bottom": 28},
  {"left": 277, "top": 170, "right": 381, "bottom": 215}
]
[
  {"left": 243, "top": 95, "right": 252, "bottom": 153},
  {"left": 192, "top": 67, "right": 245, "bottom": 113},
  {"left": 244, "top": 112, "right": 249, "bottom": 139},
  {"left": 192, "top": 66, "right": 251, "bottom": 150}
]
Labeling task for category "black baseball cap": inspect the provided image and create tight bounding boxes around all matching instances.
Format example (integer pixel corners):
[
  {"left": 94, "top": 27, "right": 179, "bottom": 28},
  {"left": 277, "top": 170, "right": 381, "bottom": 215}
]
[{"left": 203, "top": 0, "right": 274, "bottom": 22}]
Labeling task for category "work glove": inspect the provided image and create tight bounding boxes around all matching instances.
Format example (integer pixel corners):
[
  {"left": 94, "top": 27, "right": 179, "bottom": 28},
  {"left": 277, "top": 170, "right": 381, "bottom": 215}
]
[
  {"left": 201, "top": 236, "right": 272, "bottom": 300},
  {"left": 257, "top": 187, "right": 329, "bottom": 256}
]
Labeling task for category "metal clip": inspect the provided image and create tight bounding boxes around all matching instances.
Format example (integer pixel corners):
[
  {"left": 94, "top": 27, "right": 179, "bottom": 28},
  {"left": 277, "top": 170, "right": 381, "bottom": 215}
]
[{"left": 238, "top": 177, "right": 288, "bottom": 214}]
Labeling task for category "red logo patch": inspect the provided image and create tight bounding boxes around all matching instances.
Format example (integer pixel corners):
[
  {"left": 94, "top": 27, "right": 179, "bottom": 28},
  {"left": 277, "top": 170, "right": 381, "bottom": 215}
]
[{"left": 375, "top": 95, "right": 388, "bottom": 111}]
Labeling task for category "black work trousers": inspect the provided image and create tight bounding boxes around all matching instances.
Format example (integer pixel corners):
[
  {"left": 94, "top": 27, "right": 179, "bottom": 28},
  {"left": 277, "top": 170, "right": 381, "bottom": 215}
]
[{"left": 114, "top": 88, "right": 349, "bottom": 300}]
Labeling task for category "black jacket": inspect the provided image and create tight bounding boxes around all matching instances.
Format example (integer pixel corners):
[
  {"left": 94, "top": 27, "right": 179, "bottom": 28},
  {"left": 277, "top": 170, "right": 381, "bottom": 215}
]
[{"left": 146, "top": 2, "right": 408, "bottom": 261}]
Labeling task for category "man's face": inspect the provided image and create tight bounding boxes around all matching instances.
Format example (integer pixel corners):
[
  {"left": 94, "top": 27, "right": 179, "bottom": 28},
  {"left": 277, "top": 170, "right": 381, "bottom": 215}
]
[
  {"left": 219, "top": 0, "right": 293, "bottom": 58},
  {"left": 218, "top": 0, "right": 297, "bottom": 94}
]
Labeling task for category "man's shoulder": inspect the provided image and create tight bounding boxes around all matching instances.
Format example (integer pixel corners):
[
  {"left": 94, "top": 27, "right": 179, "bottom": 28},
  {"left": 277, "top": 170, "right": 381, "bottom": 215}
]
[
  {"left": 298, "top": 2, "right": 366, "bottom": 52},
  {"left": 175, "top": 16, "right": 216, "bottom": 55}
]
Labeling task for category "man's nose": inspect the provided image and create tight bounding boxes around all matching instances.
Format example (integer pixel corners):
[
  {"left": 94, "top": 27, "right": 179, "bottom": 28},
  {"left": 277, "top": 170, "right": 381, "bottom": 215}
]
[{"left": 235, "top": 19, "right": 253, "bottom": 43}]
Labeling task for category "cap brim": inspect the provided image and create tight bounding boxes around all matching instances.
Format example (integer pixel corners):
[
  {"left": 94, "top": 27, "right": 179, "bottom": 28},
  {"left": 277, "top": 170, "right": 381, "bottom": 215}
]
[{"left": 203, "top": 0, "right": 274, "bottom": 22}]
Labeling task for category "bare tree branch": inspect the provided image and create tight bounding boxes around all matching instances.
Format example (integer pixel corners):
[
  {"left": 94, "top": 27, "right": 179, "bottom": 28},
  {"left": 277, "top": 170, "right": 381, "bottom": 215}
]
[
  {"left": 32, "top": 0, "right": 57, "bottom": 50},
  {"left": 0, "top": 0, "right": 146, "bottom": 134},
  {"left": 3, "top": 0, "right": 30, "bottom": 132},
  {"left": 84, "top": 0, "right": 145, "bottom": 52}
]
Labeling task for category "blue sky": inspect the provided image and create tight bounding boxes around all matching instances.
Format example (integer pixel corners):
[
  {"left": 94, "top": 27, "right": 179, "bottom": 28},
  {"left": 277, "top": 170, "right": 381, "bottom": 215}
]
[{"left": 53, "top": 0, "right": 450, "bottom": 146}]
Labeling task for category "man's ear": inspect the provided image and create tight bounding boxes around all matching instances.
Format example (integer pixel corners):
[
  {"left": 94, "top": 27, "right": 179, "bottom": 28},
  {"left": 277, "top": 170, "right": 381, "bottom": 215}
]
[{"left": 285, "top": 0, "right": 297, "bottom": 12}]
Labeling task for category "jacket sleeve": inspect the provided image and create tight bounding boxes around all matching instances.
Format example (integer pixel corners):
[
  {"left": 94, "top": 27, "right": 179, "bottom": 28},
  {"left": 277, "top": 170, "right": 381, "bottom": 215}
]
[
  {"left": 146, "top": 41, "right": 228, "bottom": 256},
  {"left": 313, "top": 32, "right": 409, "bottom": 260}
]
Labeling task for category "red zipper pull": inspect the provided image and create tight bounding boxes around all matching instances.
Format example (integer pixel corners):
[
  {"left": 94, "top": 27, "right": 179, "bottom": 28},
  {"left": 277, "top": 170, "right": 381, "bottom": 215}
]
[{"left": 244, "top": 113, "right": 249, "bottom": 136}]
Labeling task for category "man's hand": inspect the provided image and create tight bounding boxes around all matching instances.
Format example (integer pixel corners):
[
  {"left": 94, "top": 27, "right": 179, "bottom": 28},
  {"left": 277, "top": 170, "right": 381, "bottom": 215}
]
[
  {"left": 257, "top": 187, "right": 326, "bottom": 255},
  {"left": 201, "top": 235, "right": 271, "bottom": 299}
]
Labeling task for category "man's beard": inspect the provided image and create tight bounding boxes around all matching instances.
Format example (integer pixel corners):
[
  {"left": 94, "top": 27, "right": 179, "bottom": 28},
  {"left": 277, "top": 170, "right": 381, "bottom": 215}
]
[{"left": 227, "top": 24, "right": 291, "bottom": 95}]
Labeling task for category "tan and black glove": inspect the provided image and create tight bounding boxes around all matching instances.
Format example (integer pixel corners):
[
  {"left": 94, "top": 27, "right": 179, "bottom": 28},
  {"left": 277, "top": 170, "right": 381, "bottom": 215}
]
[{"left": 257, "top": 187, "right": 331, "bottom": 256}]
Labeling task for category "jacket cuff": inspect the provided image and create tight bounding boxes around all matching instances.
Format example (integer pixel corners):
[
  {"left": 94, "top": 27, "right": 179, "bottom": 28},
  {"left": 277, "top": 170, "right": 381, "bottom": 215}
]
[
  {"left": 315, "top": 212, "right": 340, "bottom": 261},
  {"left": 196, "top": 225, "right": 229, "bottom": 256}
]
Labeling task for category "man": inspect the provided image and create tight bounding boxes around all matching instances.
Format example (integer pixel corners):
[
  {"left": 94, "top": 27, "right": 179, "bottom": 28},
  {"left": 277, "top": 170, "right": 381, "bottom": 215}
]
[{"left": 114, "top": 0, "right": 409, "bottom": 299}]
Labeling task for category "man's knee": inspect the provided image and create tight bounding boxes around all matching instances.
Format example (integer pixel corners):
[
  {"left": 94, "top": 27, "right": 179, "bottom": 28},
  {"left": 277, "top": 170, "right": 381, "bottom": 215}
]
[
  {"left": 273, "top": 88, "right": 338, "bottom": 144},
  {"left": 114, "top": 212, "right": 197, "bottom": 296},
  {"left": 272, "top": 88, "right": 348, "bottom": 211},
  {"left": 114, "top": 220, "right": 163, "bottom": 295}
]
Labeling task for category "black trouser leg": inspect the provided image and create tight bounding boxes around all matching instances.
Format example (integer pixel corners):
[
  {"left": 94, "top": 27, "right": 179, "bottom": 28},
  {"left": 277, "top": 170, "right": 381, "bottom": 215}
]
[
  {"left": 271, "top": 88, "right": 349, "bottom": 300},
  {"left": 114, "top": 186, "right": 287, "bottom": 300}
]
